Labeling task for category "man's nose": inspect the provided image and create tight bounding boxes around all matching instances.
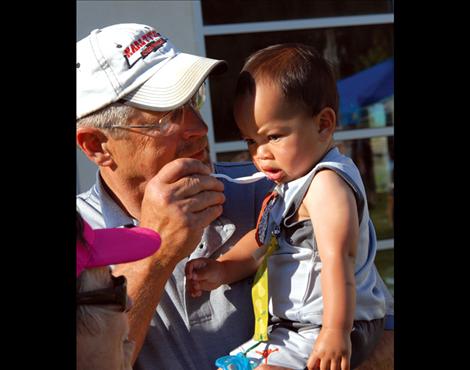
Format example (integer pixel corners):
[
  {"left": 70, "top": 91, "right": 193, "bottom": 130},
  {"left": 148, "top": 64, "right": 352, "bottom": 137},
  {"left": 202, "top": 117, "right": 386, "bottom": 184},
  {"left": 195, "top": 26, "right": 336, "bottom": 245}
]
[{"left": 181, "top": 106, "right": 208, "bottom": 139}]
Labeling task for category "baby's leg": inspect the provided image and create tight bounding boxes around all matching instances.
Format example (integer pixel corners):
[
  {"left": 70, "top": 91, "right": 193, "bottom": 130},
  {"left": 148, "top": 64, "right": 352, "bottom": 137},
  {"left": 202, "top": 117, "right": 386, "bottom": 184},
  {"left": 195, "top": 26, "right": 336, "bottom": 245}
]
[
  {"left": 350, "top": 318, "right": 385, "bottom": 368},
  {"left": 230, "top": 326, "right": 320, "bottom": 370}
]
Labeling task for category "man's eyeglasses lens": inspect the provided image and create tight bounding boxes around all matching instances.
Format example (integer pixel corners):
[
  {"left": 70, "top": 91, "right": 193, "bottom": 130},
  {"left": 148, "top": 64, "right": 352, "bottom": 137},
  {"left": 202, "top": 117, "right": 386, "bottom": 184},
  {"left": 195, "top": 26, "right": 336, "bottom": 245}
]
[
  {"left": 191, "top": 81, "right": 206, "bottom": 111},
  {"left": 110, "top": 81, "right": 206, "bottom": 136},
  {"left": 77, "top": 275, "right": 128, "bottom": 312}
]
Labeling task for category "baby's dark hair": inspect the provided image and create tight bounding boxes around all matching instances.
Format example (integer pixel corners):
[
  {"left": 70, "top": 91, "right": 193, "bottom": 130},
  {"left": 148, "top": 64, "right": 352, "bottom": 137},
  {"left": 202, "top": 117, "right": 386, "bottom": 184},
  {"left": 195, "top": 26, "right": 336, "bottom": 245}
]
[{"left": 235, "top": 43, "right": 338, "bottom": 117}]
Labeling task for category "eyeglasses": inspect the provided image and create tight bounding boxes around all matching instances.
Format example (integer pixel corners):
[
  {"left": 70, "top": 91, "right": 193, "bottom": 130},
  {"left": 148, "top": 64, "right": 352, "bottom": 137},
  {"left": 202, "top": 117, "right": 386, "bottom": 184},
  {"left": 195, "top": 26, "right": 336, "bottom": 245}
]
[
  {"left": 77, "top": 275, "right": 129, "bottom": 312},
  {"left": 110, "top": 81, "right": 206, "bottom": 136}
]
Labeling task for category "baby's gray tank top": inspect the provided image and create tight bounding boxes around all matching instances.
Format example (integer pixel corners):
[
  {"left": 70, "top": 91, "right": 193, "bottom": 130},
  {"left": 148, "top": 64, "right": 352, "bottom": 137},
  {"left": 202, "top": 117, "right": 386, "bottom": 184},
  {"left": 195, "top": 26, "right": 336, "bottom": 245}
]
[{"left": 265, "top": 147, "right": 387, "bottom": 325}]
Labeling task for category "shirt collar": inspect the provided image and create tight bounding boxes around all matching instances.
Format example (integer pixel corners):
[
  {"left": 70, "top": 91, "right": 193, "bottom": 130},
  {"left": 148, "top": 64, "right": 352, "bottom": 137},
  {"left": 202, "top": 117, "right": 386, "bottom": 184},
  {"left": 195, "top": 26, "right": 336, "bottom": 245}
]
[{"left": 95, "top": 171, "right": 138, "bottom": 228}]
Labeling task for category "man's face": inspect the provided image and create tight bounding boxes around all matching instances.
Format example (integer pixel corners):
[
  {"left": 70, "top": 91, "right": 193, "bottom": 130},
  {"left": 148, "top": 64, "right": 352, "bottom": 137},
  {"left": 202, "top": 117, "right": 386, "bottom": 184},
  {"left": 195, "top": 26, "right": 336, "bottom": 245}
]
[{"left": 103, "top": 105, "right": 210, "bottom": 194}]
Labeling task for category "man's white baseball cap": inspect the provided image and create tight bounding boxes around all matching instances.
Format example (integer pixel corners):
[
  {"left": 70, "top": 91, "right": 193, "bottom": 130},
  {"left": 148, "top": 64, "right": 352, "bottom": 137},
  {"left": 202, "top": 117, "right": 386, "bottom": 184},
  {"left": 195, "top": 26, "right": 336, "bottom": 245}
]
[{"left": 76, "top": 23, "right": 226, "bottom": 119}]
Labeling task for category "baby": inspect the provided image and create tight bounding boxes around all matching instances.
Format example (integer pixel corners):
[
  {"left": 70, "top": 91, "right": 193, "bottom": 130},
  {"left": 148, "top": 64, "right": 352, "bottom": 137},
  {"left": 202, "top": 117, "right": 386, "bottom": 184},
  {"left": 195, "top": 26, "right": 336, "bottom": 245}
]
[{"left": 186, "top": 44, "right": 390, "bottom": 370}]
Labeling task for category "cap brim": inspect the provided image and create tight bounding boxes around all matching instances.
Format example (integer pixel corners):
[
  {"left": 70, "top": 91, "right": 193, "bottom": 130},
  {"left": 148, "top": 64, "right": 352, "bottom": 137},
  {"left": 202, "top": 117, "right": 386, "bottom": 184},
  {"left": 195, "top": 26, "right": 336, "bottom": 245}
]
[
  {"left": 77, "top": 222, "right": 161, "bottom": 277},
  {"left": 122, "top": 52, "right": 227, "bottom": 111}
]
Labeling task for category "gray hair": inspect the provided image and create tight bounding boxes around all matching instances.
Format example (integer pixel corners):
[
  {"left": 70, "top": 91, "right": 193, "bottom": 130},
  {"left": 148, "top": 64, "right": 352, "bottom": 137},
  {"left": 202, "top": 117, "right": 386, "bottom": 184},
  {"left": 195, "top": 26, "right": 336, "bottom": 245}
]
[
  {"left": 76, "top": 102, "right": 137, "bottom": 139},
  {"left": 76, "top": 267, "right": 117, "bottom": 336}
]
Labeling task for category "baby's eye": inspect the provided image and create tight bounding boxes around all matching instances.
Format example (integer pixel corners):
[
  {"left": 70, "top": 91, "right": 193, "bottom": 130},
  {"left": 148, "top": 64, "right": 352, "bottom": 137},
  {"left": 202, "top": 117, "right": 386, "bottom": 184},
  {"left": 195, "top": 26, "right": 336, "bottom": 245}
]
[
  {"left": 268, "top": 135, "right": 281, "bottom": 142},
  {"left": 244, "top": 138, "right": 256, "bottom": 146}
]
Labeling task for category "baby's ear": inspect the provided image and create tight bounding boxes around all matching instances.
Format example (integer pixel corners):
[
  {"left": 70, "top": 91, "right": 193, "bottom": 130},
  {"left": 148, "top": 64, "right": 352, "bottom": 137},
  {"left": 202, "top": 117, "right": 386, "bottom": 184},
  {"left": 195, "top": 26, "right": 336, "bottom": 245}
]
[{"left": 317, "top": 107, "right": 336, "bottom": 138}]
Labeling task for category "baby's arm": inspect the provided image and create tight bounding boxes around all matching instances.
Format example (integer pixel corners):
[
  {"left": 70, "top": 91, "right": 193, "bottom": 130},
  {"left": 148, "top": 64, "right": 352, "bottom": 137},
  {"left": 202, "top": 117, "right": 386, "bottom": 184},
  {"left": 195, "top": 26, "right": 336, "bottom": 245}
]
[
  {"left": 185, "top": 229, "right": 261, "bottom": 297},
  {"left": 304, "top": 169, "right": 359, "bottom": 370}
]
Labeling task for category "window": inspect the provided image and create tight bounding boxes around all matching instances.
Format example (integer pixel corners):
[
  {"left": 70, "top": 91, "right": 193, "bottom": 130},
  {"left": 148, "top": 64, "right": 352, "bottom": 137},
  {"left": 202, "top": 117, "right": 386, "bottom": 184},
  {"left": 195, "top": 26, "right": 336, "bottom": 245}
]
[
  {"left": 201, "top": 0, "right": 393, "bottom": 25},
  {"left": 206, "top": 23, "right": 393, "bottom": 142}
]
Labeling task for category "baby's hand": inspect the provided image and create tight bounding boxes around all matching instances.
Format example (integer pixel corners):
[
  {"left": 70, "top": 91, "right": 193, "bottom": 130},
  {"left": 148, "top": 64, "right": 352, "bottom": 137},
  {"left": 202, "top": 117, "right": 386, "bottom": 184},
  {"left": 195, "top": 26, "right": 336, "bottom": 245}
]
[
  {"left": 306, "top": 327, "right": 351, "bottom": 370},
  {"left": 185, "top": 258, "right": 225, "bottom": 297}
]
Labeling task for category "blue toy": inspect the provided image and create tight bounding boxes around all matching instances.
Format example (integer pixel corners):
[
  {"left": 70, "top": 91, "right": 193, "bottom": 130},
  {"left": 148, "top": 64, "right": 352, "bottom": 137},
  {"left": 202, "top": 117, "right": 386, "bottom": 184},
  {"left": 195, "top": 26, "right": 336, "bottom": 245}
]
[{"left": 215, "top": 353, "right": 257, "bottom": 370}]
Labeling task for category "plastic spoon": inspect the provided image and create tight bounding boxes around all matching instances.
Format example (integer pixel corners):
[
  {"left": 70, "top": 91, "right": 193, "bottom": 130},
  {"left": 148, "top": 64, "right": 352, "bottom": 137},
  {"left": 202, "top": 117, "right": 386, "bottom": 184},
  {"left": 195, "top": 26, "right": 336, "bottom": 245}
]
[{"left": 211, "top": 171, "right": 267, "bottom": 184}]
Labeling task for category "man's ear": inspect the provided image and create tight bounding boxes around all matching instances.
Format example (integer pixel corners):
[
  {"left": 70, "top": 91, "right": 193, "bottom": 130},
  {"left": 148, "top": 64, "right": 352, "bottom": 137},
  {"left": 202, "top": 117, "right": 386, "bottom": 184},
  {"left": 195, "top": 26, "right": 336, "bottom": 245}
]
[
  {"left": 316, "top": 107, "right": 336, "bottom": 140},
  {"left": 76, "top": 127, "right": 114, "bottom": 167}
]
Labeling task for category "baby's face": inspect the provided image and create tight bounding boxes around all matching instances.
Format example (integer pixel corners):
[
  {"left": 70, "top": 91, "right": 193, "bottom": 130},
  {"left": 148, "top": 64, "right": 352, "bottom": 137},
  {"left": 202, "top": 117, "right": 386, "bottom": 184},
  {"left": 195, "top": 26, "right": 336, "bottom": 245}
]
[{"left": 234, "top": 81, "right": 333, "bottom": 184}]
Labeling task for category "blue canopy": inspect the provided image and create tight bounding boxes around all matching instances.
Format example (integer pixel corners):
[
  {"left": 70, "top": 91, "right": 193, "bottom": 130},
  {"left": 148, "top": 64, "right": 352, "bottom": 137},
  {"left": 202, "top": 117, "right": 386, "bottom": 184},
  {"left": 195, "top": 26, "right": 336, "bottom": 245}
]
[{"left": 337, "top": 58, "right": 394, "bottom": 125}]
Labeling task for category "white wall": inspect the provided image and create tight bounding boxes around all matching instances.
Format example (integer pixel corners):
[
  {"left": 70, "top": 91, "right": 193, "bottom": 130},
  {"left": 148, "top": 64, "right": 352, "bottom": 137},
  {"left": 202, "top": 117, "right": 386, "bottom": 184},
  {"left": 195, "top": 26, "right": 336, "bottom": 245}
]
[{"left": 76, "top": 0, "right": 202, "bottom": 193}]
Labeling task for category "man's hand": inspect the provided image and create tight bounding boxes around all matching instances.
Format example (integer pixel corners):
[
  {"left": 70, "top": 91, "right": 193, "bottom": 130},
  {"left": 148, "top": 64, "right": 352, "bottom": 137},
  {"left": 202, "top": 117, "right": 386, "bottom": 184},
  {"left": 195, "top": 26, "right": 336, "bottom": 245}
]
[
  {"left": 118, "top": 158, "right": 224, "bottom": 363},
  {"left": 140, "top": 158, "right": 225, "bottom": 263}
]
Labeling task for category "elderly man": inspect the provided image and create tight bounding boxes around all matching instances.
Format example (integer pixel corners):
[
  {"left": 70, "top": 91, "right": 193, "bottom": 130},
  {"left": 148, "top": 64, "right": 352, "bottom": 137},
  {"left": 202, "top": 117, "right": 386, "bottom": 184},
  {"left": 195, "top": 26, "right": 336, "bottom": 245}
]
[{"left": 76, "top": 23, "right": 272, "bottom": 370}]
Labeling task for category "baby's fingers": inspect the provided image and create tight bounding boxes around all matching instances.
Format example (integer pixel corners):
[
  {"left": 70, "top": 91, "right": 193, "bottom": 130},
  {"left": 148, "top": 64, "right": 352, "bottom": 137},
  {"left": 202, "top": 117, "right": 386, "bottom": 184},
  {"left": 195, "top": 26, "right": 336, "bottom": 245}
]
[
  {"left": 329, "top": 359, "right": 339, "bottom": 370},
  {"left": 320, "top": 359, "right": 330, "bottom": 370},
  {"left": 188, "top": 280, "right": 203, "bottom": 297},
  {"left": 185, "top": 258, "right": 209, "bottom": 279},
  {"left": 307, "top": 354, "right": 320, "bottom": 370}
]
